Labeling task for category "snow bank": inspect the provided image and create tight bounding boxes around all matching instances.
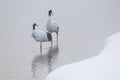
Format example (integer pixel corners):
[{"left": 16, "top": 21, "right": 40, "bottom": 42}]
[{"left": 46, "top": 32, "right": 120, "bottom": 80}]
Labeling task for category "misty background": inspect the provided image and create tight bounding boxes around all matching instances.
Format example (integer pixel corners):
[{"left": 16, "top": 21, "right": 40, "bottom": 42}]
[{"left": 0, "top": 0, "right": 120, "bottom": 80}]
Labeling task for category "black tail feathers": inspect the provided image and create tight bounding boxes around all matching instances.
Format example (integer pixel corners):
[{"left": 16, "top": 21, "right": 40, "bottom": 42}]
[{"left": 46, "top": 32, "right": 52, "bottom": 41}]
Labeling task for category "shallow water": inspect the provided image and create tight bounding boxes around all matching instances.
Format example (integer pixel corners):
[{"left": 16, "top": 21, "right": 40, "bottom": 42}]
[{"left": 0, "top": 0, "right": 120, "bottom": 80}]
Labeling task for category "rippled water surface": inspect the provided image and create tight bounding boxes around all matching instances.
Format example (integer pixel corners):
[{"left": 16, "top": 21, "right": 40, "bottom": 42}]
[{"left": 0, "top": 0, "right": 120, "bottom": 80}]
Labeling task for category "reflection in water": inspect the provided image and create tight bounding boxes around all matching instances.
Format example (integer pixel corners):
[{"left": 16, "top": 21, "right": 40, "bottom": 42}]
[{"left": 31, "top": 45, "right": 59, "bottom": 80}]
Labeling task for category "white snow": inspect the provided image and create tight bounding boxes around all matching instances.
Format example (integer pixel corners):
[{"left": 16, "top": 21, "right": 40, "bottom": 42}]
[{"left": 46, "top": 32, "right": 120, "bottom": 80}]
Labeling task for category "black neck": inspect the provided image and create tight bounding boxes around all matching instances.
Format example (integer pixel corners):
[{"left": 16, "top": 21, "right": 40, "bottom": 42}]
[{"left": 49, "top": 10, "right": 52, "bottom": 16}]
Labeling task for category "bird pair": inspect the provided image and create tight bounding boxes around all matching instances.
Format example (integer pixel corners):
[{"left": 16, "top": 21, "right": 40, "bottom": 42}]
[{"left": 32, "top": 10, "right": 59, "bottom": 52}]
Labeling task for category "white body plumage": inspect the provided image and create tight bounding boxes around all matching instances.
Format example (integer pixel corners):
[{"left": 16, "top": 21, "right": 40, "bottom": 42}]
[
  {"left": 32, "top": 29, "right": 49, "bottom": 42},
  {"left": 47, "top": 16, "right": 59, "bottom": 33},
  {"left": 32, "top": 23, "right": 52, "bottom": 52},
  {"left": 46, "top": 10, "right": 59, "bottom": 34},
  {"left": 46, "top": 10, "right": 59, "bottom": 42}
]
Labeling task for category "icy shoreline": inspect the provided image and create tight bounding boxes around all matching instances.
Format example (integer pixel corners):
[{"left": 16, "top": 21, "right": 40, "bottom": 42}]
[{"left": 46, "top": 32, "right": 120, "bottom": 80}]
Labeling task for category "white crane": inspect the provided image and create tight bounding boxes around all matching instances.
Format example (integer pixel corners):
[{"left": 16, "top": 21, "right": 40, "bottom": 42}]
[
  {"left": 32, "top": 23, "right": 52, "bottom": 52},
  {"left": 46, "top": 10, "right": 59, "bottom": 42}
]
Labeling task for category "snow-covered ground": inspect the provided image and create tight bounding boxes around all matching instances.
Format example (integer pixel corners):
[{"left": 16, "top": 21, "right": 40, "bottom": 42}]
[{"left": 46, "top": 32, "right": 120, "bottom": 80}]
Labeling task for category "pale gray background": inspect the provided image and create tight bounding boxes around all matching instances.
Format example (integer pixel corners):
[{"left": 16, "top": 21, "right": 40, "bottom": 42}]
[{"left": 0, "top": 0, "right": 120, "bottom": 80}]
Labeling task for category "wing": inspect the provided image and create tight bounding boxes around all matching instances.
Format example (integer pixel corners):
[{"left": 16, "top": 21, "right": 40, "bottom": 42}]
[{"left": 52, "top": 20, "right": 59, "bottom": 32}]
